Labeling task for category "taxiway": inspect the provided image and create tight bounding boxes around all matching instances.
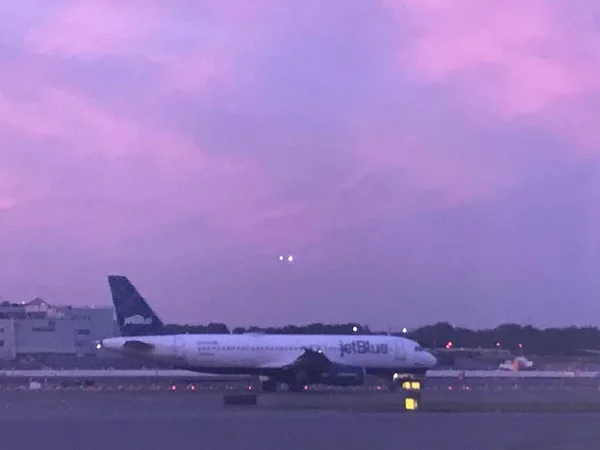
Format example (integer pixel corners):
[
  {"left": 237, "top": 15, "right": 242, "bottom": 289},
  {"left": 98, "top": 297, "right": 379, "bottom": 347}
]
[{"left": 0, "top": 390, "right": 597, "bottom": 450}]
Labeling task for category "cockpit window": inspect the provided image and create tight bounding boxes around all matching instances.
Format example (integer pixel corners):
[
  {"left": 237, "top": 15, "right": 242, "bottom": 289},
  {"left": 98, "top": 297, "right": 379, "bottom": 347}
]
[{"left": 414, "top": 346, "right": 424, "bottom": 352}]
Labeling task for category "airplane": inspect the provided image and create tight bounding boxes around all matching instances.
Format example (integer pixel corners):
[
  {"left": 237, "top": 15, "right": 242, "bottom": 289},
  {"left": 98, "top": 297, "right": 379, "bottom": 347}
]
[{"left": 96, "top": 275, "right": 438, "bottom": 392}]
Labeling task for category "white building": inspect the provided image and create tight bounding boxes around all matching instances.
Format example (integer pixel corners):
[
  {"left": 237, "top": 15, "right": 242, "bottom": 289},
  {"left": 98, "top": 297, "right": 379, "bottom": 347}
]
[{"left": 0, "top": 298, "right": 116, "bottom": 360}]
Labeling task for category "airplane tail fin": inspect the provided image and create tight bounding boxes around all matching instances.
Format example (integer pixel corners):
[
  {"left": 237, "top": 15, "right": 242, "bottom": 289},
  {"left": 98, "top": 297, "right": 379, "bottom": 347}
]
[{"left": 108, "top": 275, "right": 165, "bottom": 337}]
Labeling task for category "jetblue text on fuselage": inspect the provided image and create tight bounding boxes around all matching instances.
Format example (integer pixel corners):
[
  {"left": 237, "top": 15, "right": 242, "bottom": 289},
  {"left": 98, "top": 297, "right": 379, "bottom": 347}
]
[{"left": 339, "top": 340, "right": 388, "bottom": 357}]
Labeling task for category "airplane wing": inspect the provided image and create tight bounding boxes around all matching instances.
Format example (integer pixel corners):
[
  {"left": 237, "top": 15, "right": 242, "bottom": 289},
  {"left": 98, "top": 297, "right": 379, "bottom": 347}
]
[{"left": 259, "top": 347, "right": 333, "bottom": 372}]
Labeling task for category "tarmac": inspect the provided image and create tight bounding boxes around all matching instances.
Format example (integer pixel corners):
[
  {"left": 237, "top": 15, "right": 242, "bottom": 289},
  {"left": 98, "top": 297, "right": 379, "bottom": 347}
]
[
  {"left": 0, "top": 388, "right": 598, "bottom": 450},
  {"left": 426, "top": 377, "right": 600, "bottom": 403}
]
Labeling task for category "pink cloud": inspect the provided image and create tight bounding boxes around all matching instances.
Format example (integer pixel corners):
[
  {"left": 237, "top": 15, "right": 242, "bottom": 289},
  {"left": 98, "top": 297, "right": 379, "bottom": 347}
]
[
  {"left": 388, "top": 0, "right": 600, "bottom": 154},
  {"left": 0, "top": 83, "right": 277, "bottom": 248},
  {"left": 6, "top": 0, "right": 595, "bottom": 228},
  {"left": 27, "top": 1, "right": 169, "bottom": 58},
  {"left": 24, "top": 1, "right": 279, "bottom": 95},
  {"left": 0, "top": 171, "right": 21, "bottom": 210},
  {"left": 1, "top": 0, "right": 599, "bottom": 326},
  {"left": 0, "top": 88, "right": 207, "bottom": 175}
]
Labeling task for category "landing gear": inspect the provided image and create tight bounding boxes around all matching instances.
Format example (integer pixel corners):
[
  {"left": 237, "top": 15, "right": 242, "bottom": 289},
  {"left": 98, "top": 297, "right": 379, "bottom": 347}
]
[
  {"left": 287, "top": 383, "right": 306, "bottom": 393},
  {"left": 260, "top": 369, "right": 312, "bottom": 393},
  {"left": 260, "top": 379, "right": 307, "bottom": 393},
  {"left": 285, "top": 369, "right": 310, "bottom": 393},
  {"left": 259, "top": 374, "right": 309, "bottom": 393},
  {"left": 260, "top": 378, "right": 278, "bottom": 392}
]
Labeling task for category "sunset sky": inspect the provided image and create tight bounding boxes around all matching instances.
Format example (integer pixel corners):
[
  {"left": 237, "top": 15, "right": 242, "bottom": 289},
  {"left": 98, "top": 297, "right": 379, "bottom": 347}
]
[{"left": 1, "top": 1, "right": 599, "bottom": 329}]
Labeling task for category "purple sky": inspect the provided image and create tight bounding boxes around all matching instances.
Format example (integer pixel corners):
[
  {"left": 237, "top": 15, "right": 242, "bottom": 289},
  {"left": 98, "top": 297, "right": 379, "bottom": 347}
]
[{"left": 1, "top": 1, "right": 600, "bottom": 329}]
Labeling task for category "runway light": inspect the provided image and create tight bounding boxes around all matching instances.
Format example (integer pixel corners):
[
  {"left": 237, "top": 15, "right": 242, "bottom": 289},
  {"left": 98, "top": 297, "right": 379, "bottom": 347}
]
[
  {"left": 279, "top": 255, "right": 284, "bottom": 261},
  {"left": 287, "top": 255, "right": 294, "bottom": 262},
  {"left": 402, "top": 327, "right": 408, "bottom": 334},
  {"left": 95, "top": 343, "right": 102, "bottom": 350},
  {"left": 404, "top": 396, "right": 419, "bottom": 411},
  {"left": 352, "top": 326, "right": 358, "bottom": 332}
]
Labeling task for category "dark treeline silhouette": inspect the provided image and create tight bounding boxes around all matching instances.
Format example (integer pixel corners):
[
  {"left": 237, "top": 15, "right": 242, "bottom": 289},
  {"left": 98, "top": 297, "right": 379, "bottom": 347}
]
[{"left": 162, "top": 322, "right": 600, "bottom": 356}]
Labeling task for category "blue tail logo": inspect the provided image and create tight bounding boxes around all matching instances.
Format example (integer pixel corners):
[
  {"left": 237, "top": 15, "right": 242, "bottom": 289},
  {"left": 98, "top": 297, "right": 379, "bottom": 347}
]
[
  {"left": 123, "top": 315, "right": 153, "bottom": 326},
  {"left": 108, "top": 275, "right": 165, "bottom": 337}
]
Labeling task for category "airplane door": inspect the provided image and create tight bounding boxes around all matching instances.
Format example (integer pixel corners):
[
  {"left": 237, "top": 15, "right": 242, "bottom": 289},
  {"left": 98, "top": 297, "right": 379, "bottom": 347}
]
[
  {"left": 173, "top": 336, "right": 186, "bottom": 361},
  {"left": 393, "top": 340, "right": 407, "bottom": 362}
]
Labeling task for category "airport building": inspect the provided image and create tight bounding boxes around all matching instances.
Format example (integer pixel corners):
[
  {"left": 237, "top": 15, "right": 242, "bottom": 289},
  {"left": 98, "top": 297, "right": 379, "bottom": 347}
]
[{"left": 0, "top": 298, "right": 117, "bottom": 360}]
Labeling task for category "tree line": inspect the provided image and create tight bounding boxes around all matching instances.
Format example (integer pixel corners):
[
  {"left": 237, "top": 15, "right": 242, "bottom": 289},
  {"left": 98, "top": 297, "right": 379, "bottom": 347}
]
[{"left": 163, "top": 322, "right": 600, "bottom": 356}]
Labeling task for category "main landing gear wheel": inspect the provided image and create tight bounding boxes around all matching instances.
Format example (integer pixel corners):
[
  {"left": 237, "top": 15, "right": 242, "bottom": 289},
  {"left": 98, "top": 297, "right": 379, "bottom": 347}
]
[
  {"left": 261, "top": 379, "right": 278, "bottom": 392},
  {"left": 287, "top": 383, "right": 306, "bottom": 393},
  {"left": 286, "top": 369, "right": 310, "bottom": 393}
]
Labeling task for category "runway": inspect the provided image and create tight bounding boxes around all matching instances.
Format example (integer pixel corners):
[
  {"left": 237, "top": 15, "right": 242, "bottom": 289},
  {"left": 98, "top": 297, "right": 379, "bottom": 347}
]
[
  {"left": 5, "top": 374, "right": 600, "bottom": 402},
  {"left": 0, "top": 390, "right": 598, "bottom": 450},
  {"left": 426, "top": 377, "right": 600, "bottom": 403}
]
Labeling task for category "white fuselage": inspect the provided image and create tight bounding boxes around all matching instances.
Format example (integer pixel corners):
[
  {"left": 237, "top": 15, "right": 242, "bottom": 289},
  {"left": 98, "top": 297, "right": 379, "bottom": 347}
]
[{"left": 99, "top": 333, "right": 437, "bottom": 374}]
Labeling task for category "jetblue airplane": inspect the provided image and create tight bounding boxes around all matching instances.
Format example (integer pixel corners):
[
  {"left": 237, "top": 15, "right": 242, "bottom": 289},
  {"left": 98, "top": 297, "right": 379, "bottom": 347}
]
[{"left": 97, "top": 275, "right": 437, "bottom": 392}]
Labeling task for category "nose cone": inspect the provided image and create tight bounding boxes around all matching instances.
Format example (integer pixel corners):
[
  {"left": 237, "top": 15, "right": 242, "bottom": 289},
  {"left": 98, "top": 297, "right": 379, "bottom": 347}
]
[{"left": 425, "top": 351, "right": 438, "bottom": 367}]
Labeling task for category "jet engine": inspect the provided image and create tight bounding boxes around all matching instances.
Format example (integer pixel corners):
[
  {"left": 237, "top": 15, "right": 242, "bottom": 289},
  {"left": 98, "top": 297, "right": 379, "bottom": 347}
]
[{"left": 317, "top": 364, "right": 366, "bottom": 386}]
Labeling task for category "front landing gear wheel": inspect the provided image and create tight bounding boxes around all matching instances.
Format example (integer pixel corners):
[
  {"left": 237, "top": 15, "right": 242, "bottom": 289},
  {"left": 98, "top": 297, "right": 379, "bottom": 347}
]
[
  {"left": 261, "top": 379, "right": 278, "bottom": 392},
  {"left": 287, "top": 383, "right": 306, "bottom": 393}
]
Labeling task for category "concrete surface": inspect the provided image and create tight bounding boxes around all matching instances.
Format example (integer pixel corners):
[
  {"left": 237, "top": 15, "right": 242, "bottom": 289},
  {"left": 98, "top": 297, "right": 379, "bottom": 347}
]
[
  {"left": 0, "top": 391, "right": 597, "bottom": 450},
  {"left": 425, "top": 377, "right": 600, "bottom": 403},
  {"left": 4, "top": 376, "right": 600, "bottom": 406}
]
